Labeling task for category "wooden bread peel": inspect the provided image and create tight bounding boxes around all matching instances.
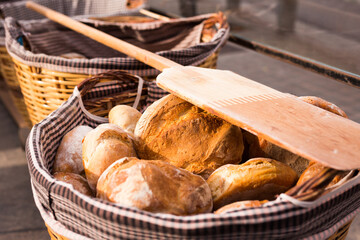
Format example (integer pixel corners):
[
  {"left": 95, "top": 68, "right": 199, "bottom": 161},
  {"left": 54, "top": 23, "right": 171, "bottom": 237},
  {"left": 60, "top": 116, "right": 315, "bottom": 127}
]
[{"left": 26, "top": 1, "right": 360, "bottom": 170}]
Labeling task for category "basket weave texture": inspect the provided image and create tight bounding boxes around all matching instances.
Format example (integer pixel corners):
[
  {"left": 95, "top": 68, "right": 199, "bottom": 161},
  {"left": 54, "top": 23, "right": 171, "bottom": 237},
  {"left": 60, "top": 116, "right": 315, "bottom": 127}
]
[
  {"left": 26, "top": 70, "right": 360, "bottom": 240},
  {"left": 5, "top": 13, "right": 228, "bottom": 125},
  {"left": 0, "top": 0, "right": 147, "bottom": 126}
]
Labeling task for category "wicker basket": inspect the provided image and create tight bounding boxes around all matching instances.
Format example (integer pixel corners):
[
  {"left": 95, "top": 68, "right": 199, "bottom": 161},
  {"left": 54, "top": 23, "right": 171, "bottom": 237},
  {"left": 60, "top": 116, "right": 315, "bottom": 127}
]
[
  {"left": 6, "top": 13, "right": 227, "bottom": 126},
  {"left": 0, "top": 0, "right": 147, "bottom": 127},
  {"left": 27, "top": 71, "right": 360, "bottom": 240},
  {"left": 12, "top": 53, "right": 218, "bottom": 125}
]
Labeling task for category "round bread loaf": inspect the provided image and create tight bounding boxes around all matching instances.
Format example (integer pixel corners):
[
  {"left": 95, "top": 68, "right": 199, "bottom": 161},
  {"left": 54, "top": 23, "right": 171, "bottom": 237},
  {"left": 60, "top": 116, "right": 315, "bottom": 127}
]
[
  {"left": 245, "top": 96, "right": 348, "bottom": 176},
  {"left": 134, "top": 94, "right": 244, "bottom": 179},
  {"left": 109, "top": 105, "right": 142, "bottom": 136},
  {"left": 53, "top": 125, "right": 93, "bottom": 175},
  {"left": 82, "top": 124, "right": 137, "bottom": 191},
  {"left": 207, "top": 158, "right": 298, "bottom": 210},
  {"left": 53, "top": 172, "right": 93, "bottom": 197},
  {"left": 97, "top": 157, "right": 213, "bottom": 215},
  {"left": 214, "top": 200, "right": 268, "bottom": 214}
]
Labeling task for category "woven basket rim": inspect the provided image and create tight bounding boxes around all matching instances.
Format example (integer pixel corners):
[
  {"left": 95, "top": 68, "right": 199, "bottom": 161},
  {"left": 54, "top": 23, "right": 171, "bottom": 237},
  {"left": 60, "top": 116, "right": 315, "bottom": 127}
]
[
  {"left": 25, "top": 83, "right": 360, "bottom": 239},
  {"left": 4, "top": 13, "right": 229, "bottom": 75}
]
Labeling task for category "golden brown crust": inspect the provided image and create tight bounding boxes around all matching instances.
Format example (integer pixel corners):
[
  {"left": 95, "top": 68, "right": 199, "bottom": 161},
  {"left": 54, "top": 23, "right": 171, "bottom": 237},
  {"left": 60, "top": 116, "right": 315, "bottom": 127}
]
[
  {"left": 53, "top": 172, "right": 93, "bottom": 197},
  {"left": 207, "top": 158, "right": 298, "bottom": 210},
  {"left": 251, "top": 96, "right": 348, "bottom": 176},
  {"left": 257, "top": 139, "right": 310, "bottom": 176},
  {"left": 53, "top": 125, "right": 93, "bottom": 175},
  {"left": 134, "top": 94, "right": 244, "bottom": 179},
  {"left": 298, "top": 96, "right": 348, "bottom": 118},
  {"left": 297, "top": 161, "right": 349, "bottom": 187},
  {"left": 97, "top": 157, "right": 213, "bottom": 215},
  {"left": 214, "top": 200, "right": 268, "bottom": 214},
  {"left": 109, "top": 105, "right": 142, "bottom": 135},
  {"left": 82, "top": 124, "right": 137, "bottom": 191}
]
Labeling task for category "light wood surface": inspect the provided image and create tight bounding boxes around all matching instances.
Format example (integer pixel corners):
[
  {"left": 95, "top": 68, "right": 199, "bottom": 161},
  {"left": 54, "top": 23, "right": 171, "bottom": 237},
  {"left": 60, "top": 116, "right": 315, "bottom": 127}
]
[
  {"left": 26, "top": 1, "right": 360, "bottom": 170},
  {"left": 157, "top": 67, "right": 360, "bottom": 170}
]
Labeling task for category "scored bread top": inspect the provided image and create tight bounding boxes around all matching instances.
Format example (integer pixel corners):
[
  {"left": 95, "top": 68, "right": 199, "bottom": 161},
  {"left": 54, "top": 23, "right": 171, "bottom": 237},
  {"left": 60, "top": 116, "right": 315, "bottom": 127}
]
[
  {"left": 97, "top": 157, "right": 213, "bottom": 215},
  {"left": 82, "top": 123, "right": 137, "bottom": 191},
  {"left": 134, "top": 94, "right": 244, "bottom": 179}
]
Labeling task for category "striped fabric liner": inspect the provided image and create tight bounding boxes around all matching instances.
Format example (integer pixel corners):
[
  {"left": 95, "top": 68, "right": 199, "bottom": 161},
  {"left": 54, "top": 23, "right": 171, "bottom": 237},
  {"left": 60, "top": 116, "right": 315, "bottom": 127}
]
[
  {"left": 0, "top": 0, "right": 146, "bottom": 45},
  {"left": 27, "top": 84, "right": 360, "bottom": 240},
  {"left": 4, "top": 14, "right": 228, "bottom": 76},
  {"left": 0, "top": 0, "right": 143, "bottom": 20}
]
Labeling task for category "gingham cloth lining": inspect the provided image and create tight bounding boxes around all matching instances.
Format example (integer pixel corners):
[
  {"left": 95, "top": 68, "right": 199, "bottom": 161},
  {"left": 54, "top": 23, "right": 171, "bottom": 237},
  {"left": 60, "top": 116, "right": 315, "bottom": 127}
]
[
  {"left": 4, "top": 14, "right": 229, "bottom": 76},
  {"left": 0, "top": 0, "right": 147, "bottom": 45},
  {"left": 26, "top": 84, "right": 360, "bottom": 240},
  {"left": 21, "top": 18, "right": 203, "bottom": 56}
]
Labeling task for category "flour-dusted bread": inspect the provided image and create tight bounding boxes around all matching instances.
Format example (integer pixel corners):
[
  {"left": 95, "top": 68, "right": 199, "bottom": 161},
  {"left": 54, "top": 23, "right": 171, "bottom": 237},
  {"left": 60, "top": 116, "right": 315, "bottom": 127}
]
[
  {"left": 134, "top": 94, "right": 244, "bottom": 179},
  {"left": 207, "top": 158, "right": 298, "bottom": 210},
  {"left": 97, "top": 157, "right": 213, "bottom": 215},
  {"left": 82, "top": 124, "right": 137, "bottom": 191},
  {"left": 53, "top": 125, "right": 93, "bottom": 175},
  {"left": 245, "top": 96, "right": 348, "bottom": 176},
  {"left": 53, "top": 172, "right": 93, "bottom": 197},
  {"left": 108, "top": 105, "right": 142, "bottom": 136}
]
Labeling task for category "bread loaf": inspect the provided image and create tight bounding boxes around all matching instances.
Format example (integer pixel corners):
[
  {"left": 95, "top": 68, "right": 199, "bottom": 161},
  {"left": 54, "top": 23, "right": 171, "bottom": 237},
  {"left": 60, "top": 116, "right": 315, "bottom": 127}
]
[
  {"left": 82, "top": 124, "right": 137, "bottom": 191},
  {"left": 53, "top": 125, "right": 93, "bottom": 175},
  {"left": 53, "top": 172, "right": 93, "bottom": 197},
  {"left": 109, "top": 105, "right": 142, "bottom": 136},
  {"left": 97, "top": 157, "right": 213, "bottom": 215},
  {"left": 134, "top": 94, "right": 244, "bottom": 179},
  {"left": 246, "top": 96, "right": 348, "bottom": 176},
  {"left": 298, "top": 96, "right": 348, "bottom": 118},
  {"left": 297, "top": 161, "right": 349, "bottom": 187},
  {"left": 207, "top": 158, "right": 298, "bottom": 210},
  {"left": 214, "top": 200, "right": 268, "bottom": 214}
]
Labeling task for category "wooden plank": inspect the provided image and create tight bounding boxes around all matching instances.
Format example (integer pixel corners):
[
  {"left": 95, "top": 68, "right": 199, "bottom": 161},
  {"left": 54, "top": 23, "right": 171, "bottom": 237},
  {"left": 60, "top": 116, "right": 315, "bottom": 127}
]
[{"left": 157, "top": 66, "right": 360, "bottom": 170}]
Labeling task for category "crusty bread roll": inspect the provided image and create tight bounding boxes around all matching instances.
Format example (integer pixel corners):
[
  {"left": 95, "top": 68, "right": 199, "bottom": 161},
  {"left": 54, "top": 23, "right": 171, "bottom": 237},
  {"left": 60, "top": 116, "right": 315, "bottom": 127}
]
[
  {"left": 214, "top": 200, "right": 268, "bottom": 214},
  {"left": 53, "top": 172, "right": 93, "bottom": 197},
  {"left": 53, "top": 125, "right": 93, "bottom": 175},
  {"left": 108, "top": 105, "right": 142, "bottom": 136},
  {"left": 298, "top": 96, "right": 348, "bottom": 118},
  {"left": 97, "top": 157, "right": 213, "bottom": 215},
  {"left": 246, "top": 96, "right": 348, "bottom": 176},
  {"left": 297, "top": 161, "right": 349, "bottom": 187},
  {"left": 82, "top": 124, "right": 137, "bottom": 191},
  {"left": 134, "top": 94, "right": 244, "bottom": 179},
  {"left": 207, "top": 158, "right": 298, "bottom": 210}
]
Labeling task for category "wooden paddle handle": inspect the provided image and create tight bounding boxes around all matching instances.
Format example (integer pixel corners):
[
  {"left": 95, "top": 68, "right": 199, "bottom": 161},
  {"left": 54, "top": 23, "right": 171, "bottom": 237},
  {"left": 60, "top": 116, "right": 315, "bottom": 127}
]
[{"left": 26, "top": 1, "right": 181, "bottom": 71}]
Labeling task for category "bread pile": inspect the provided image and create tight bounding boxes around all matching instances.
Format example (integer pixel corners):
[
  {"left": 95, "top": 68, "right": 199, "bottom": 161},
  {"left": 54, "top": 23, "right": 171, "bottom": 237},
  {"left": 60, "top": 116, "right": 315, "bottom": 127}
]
[{"left": 52, "top": 94, "right": 349, "bottom": 215}]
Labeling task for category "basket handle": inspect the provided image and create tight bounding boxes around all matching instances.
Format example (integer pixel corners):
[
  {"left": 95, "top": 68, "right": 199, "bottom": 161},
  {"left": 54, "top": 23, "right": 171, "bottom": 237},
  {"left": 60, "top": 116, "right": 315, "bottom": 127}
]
[
  {"left": 286, "top": 168, "right": 354, "bottom": 201},
  {"left": 77, "top": 70, "right": 140, "bottom": 97}
]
